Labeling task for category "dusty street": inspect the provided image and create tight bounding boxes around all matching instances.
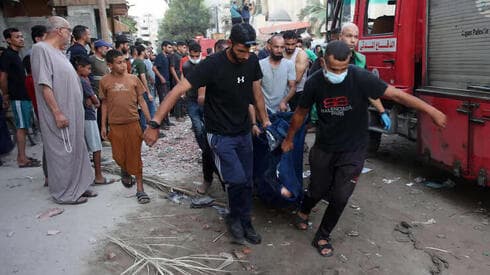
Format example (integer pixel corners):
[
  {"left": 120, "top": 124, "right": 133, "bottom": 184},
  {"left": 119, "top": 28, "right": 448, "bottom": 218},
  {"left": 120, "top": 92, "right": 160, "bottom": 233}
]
[{"left": 1, "top": 118, "right": 489, "bottom": 275}]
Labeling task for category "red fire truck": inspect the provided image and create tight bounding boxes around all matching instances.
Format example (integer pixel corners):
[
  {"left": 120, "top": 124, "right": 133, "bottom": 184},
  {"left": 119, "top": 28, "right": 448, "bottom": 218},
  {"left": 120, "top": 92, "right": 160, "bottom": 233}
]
[{"left": 328, "top": 0, "right": 490, "bottom": 186}]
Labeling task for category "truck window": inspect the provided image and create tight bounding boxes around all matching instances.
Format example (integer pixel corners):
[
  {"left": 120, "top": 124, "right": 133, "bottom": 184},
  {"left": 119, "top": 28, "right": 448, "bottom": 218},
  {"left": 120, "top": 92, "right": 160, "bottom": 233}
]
[{"left": 365, "top": 0, "right": 397, "bottom": 35}]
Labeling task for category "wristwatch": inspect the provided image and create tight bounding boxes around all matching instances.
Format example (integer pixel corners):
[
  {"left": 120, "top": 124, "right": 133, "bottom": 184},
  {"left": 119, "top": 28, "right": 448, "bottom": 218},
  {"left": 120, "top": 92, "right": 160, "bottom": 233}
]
[{"left": 147, "top": 120, "right": 161, "bottom": 129}]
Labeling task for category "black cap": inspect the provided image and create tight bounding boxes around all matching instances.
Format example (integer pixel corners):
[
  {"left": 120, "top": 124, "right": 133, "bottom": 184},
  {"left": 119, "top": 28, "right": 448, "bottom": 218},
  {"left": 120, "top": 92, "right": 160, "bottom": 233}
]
[
  {"left": 229, "top": 23, "right": 257, "bottom": 46},
  {"left": 115, "top": 34, "right": 130, "bottom": 43}
]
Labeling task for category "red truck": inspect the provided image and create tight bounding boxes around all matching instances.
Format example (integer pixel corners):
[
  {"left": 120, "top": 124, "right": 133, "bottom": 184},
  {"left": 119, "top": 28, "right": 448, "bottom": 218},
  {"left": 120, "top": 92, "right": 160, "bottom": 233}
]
[{"left": 328, "top": 0, "right": 490, "bottom": 186}]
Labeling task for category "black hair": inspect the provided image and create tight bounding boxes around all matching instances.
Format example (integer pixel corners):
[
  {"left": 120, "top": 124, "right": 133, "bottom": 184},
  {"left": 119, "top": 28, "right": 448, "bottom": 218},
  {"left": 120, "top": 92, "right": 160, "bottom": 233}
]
[
  {"left": 22, "top": 55, "right": 31, "bottom": 74},
  {"left": 325, "top": 40, "right": 351, "bottom": 61},
  {"left": 106, "top": 49, "right": 124, "bottom": 64},
  {"left": 214, "top": 39, "right": 227, "bottom": 52},
  {"left": 135, "top": 44, "right": 146, "bottom": 56},
  {"left": 176, "top": 41, "right": 186, "bottom": 46},
  {"left": 161, "top": 40, "right": 172, "bottom": 48},
  {"left": 3, "top": 28, "right": 20, "bottom": 39},
  {"left": 31, "top": 25, "right": 47, "bottom": 43},
  {"left": 72, "top": 25, "right": 88, "bottom": 40},
  {"left": 70, "top": 55, "right": 91, "bottom": 70},
  {"left": 188, "top": 43, "right": 201, "bottom": 53},
  {"left": 229, "top": 23, "right": 256, "bottom": 47},
  {"left": 282, "top": 30, "right": 297, "bottom": 40},
  {"left": 115, "top": 40, "right": 127, "bottom": 49}
]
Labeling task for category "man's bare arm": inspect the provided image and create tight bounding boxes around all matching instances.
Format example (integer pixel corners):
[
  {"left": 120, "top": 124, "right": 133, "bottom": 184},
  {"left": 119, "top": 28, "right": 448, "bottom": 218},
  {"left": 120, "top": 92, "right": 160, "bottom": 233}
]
[
  {"left": 100, "top": 99, "right": 108, "bottom": 140},
  {"left": 369, "top": 98, "right": 385, "bottom": 113},
  {"left": 384, "top": 85, "right": 446, "bottom": 127},
  {"left": 152, "top": 78, "right": 192, "bottom": 124},
  {"left": 294, "top": 50, "right": 309, "bottom": 83},
  {"left": 252, "top": 80, "right": 270, "bottom": 126},
  {"left": 153, "top": 65, "right": 166, "bottom": 84}
]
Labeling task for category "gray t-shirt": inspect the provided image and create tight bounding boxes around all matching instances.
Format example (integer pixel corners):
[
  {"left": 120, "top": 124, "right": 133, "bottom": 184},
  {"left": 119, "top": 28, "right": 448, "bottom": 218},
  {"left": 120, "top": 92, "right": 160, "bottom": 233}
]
[{"left": 259, "top": 57, "right": 296, "bottom": 113}]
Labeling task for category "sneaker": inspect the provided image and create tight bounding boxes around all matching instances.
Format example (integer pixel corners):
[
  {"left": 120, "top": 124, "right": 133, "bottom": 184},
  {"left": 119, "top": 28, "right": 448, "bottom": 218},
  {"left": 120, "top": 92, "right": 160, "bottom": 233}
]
[
  {"left": 242, "top": 220, "right": 262, "bottom": 244},
  {"left": 225, "top": 215, "right": 246, "bottom": 245}
]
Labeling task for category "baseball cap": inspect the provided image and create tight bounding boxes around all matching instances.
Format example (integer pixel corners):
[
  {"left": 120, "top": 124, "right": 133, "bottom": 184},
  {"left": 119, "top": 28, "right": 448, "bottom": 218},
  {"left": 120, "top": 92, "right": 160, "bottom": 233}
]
[
  {"left": 115, "top": 34, "right": 130, "bottom": 43},
  {"left": 94, "top": 40, "right": 112, "bottom": 48},
  {"left": 229, "top": 23, "right": 257, "bottom": 46}
]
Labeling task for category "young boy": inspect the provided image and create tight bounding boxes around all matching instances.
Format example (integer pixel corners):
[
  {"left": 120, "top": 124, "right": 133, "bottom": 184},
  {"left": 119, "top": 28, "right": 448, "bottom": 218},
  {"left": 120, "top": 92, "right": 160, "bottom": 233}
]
[
  {"left": 100, "top": 50, "right": 151, "bottom": 204},
  {"left": 71, "top": 56, "right": 109, "bottom": 186}
]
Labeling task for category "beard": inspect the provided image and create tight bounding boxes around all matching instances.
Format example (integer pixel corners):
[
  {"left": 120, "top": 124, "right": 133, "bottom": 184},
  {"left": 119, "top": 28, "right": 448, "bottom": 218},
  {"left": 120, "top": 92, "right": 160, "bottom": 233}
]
[
  {"left": 230, "top": 47, "right": 246, "bottom": 64},
  {"left": 270, "top": 52, "right": 283, "bottom": 61}
]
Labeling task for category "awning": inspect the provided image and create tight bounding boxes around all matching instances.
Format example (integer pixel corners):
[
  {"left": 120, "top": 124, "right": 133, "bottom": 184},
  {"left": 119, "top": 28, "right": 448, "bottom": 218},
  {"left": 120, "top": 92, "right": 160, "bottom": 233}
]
[{"left": 259, "top": 22, "right": 311, "bottom": 35}]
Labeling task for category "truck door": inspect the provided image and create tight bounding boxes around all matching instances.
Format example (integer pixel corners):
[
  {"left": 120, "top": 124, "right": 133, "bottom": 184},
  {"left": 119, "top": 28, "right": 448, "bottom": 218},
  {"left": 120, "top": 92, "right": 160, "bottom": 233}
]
[{"left": 357, "top": 0, "right": 398, "bottom": 85}]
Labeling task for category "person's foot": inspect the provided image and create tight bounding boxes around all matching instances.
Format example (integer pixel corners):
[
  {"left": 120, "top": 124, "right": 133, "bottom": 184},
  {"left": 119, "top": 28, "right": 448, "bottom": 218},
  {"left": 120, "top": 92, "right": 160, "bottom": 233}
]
[
  {"left": 225, "top": 215, "right": 246, "bottom": 245},
  {"left": 196, "top": 180, "right": 212, "bottom": 195},
  {"left": 280, "top": 186, "right": 292, "bottom": 198},
  {"left": 312, "top": 237, "right": 334, "bottom": 257},
  {"left": 242, "top": 220, "right": 262, "bottom": 244},
  {"left": 294, "top": 212, "right": 309, "bottom": 230}
]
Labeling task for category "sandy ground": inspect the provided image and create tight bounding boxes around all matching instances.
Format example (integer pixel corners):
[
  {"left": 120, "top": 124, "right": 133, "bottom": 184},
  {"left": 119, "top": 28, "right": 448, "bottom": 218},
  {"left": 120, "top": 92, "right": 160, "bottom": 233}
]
[{"left": 1, "top": 119, "right": 490, "bottom": 275}]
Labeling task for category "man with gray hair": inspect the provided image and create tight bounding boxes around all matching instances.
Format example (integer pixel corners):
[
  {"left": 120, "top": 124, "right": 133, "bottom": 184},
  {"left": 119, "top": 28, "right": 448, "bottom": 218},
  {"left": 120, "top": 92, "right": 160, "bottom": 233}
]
[{"left": 31, "top": 16, "right": 96, "bottom": 204}]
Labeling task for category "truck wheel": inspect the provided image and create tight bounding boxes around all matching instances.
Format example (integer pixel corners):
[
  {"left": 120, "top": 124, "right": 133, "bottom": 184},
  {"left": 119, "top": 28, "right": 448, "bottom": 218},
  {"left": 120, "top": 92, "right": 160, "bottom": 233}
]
[{"left": 367, "top": 132, "right": 382, "bottom": 157}]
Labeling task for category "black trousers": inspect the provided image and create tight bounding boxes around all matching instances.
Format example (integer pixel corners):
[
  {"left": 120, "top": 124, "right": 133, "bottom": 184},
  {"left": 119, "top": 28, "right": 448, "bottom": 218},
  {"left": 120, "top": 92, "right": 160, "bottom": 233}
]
[{"left": 300, "top": 145, "right": 365, "bottom": 239}]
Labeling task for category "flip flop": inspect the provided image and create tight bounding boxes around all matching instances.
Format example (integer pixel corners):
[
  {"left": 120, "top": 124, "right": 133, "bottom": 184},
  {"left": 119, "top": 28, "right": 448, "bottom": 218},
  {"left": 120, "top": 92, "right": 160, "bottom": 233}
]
[
  {"left": 311, "top": 237, "right": 334, "bottom": 257},
  {"left": 81, "top": 189, "right": 98, "bottom": 198},
  {"left": 92, "top": 178, "right": 117, "bottom": 186},
  {"left": 121, "top": 170, "right": 135, "bottom": 188},
  {"left": 18, "top": 160, "right": 41, "bottom": 168},
  {"left": 136, "top": 191, "right": 150, "bottom": 204},
  {"left": 293, "top": 213, "right": 309, "bottom": 230},
  {"left": 58, "top": 196, "right": 88, "bottom": 205}
]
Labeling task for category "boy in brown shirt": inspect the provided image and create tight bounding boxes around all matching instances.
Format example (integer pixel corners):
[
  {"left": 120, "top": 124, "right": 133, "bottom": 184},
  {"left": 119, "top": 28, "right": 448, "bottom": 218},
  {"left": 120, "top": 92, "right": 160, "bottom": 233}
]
[{"left": 100, "top": 50, "right": 151, "bottom": 204}]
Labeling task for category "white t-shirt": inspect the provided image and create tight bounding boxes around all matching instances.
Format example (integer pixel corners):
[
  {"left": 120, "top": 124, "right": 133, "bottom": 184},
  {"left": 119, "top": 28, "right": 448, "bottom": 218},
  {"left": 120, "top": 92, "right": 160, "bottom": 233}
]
[{"left": 259, "top": 57, "right": 296, "bottom": 113}]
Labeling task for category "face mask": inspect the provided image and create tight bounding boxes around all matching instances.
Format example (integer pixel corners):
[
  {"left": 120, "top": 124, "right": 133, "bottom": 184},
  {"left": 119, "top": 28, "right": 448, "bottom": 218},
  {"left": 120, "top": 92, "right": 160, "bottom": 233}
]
[
  {"left": 189, "top": 55, "right": 201, "bottom": 64},
  {"left": 323, "top": 69, "right": 348, "bottom": 84}
]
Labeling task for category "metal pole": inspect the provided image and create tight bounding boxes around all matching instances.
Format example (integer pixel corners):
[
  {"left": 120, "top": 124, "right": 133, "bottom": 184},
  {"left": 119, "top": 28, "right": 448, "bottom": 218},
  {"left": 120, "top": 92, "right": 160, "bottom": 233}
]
[{"left": 97, "top": 0, "right": 110, "bottom": 41}]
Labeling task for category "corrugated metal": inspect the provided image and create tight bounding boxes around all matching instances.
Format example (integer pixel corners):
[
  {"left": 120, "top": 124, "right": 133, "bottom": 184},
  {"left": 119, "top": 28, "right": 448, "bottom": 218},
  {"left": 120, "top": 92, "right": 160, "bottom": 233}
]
[{"left": 427, "top": 0, "right": 490, "bottom": 90}]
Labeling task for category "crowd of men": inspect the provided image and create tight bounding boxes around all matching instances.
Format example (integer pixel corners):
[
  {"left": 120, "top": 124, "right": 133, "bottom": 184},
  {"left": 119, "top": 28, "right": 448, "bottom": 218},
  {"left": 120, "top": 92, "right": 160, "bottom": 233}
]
[{"left": 0, "top": 16, "right": 447, "bottom": 256}]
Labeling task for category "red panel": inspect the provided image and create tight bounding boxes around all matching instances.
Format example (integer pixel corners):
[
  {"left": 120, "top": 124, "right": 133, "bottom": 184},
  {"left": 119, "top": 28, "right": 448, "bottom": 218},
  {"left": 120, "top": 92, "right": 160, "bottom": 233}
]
[
  {"left": 418, "top": 95, "right": 469, "bottom": 175},
  {"left": 469, "top": 101, "right": 490, "bottom": 186}
]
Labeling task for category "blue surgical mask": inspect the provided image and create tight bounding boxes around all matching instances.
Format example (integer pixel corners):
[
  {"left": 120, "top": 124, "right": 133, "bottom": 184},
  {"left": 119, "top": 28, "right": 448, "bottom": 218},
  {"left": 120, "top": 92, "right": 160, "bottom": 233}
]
[{"left": 323, "top": 69, "right": 348, "bottom": 84}]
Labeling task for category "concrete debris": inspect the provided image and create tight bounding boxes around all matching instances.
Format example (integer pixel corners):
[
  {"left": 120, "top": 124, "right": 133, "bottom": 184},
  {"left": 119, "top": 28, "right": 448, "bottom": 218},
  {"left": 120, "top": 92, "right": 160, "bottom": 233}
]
[
  {"left": 338, "top": 254, "right": 348, "bottom": 263},
  {"left": 6, "top": 231, "right": 14, "bottom": 238},
  {"left": 346, "top": 230, "right": 360, "bottom": 237},
  {"left": 47, "top": 230, "right": 61, "bottom": 236},
  {"left": 412, "top": 218, "right": 436, "bottom": 225},
  {"left": 37, "top": 208, "right": 64, "bottom": 220},
  {"left": 424, "top": 179, "right": 456, "bottom": 189},
  {"left": 382, "top": 177, "right": 401, "bottom": 184}
]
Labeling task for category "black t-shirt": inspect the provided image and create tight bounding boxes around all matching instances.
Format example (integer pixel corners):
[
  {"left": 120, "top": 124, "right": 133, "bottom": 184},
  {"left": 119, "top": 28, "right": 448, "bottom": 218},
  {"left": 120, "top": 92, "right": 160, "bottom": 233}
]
[
  {"left": 299, "top": 65, "right": 387, "bottom": 152},
  {"left": 182, "top": 60, "right": 199, "bottom": 101},
  {"left": 186, "top": 50, "right": 262, "bottom": 136},
  {"left": 66, "top": 42, "right": 88, "bottom": 60},
  {"left": 0, "top": 47, "right": 28, "bottom": 100}
]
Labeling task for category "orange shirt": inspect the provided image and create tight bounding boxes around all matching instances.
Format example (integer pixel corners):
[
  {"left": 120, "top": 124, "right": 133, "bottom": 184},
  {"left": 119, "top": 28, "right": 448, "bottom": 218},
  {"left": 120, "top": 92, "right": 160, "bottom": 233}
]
[{"left": 99, "top": 73, "right": 145, "bottom": 125}]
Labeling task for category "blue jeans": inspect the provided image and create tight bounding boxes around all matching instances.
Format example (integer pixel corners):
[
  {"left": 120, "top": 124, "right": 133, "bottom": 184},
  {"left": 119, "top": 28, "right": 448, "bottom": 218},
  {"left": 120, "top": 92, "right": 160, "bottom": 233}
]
[
  {"left": 207, "top": 133, "right": 253, "bottom": 222},
  {"left": 139, "top": 93, "right": 156, "bottom": 130},
  {"left": 187, "top": 100, "right": 214, "bottom": 183}
]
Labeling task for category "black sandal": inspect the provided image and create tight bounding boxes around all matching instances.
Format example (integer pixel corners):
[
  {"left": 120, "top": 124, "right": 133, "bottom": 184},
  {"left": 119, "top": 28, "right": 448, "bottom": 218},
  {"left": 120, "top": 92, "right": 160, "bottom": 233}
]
[
  {"left": 121, "top": 171, "right": 135, "bottom": 188},
  {"left": 311, "top": 236, "right": 334, "bottom": 257},
  {"left": 293, "top": 213, "right": 309, "bottom": 230},
  {"left": 136, "top": 191, "right": 150, "bottom": 204}
]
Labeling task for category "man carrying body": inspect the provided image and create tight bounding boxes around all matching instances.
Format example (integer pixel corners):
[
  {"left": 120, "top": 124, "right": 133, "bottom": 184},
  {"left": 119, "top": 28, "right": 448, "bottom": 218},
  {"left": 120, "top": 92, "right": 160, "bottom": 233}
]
[
  {"left": 284, "top": 41, "right": 447, "bottom": 256},
  {"left": 67, "top": 25, "right": 91, "bottom": 59},
  {"left": 282, "top": 31, "right": 309, "bottom": 111},
  {"left": 144, "top": 23, "right": 271, "bottom": 245},
  {"left": 0, "top": 28, "right": 40, "bottom": 168},
  {"left": 31, "top": 16, "right": 96, "bottom": 204}
]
